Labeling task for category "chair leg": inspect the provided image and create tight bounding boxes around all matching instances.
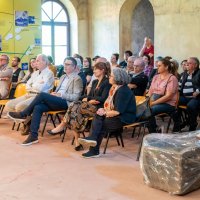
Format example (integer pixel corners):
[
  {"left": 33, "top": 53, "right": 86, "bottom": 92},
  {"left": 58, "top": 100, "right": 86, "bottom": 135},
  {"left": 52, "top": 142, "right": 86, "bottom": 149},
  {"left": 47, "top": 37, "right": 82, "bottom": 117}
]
[
  {"left": 12, "top": 122, "right": 16, "bottom": 130},
  {"left": 137, "top": 126, "right": 142, "bottom": 139},
  {"left": 118, "top": 131, "right": 124, "bottom": 147},
  {"left": 136, "top": 124, "right": 146, "bottom": 161},
  {"left": 61, "top": 127, "right": 67, "bottom": 143},
  {"left": 131, "top": 127, "right": 136, "bottom": 138},
  {"left": 166, "top": 117, "right": 172, "bottom": 133},
  {"left": 0, "top": 105, "right": 5, "bottom": 118},
  {"left": 56, "top": 114, "right": 61, "bottom": 123},
  {"left": 50, "top": 114, "right": 56, "bottom": 128},
  {"left": 16, "top": 123, "right": 21, "bottom": 131},
  {"left": 115, "top": 134, "right": 120, "bottom": 146},
  {"left": 103, "top": 132, "right": 110, "bottom": 154},
  {"left": 41, "top": 114, "right": 50, "bottom": 136}
]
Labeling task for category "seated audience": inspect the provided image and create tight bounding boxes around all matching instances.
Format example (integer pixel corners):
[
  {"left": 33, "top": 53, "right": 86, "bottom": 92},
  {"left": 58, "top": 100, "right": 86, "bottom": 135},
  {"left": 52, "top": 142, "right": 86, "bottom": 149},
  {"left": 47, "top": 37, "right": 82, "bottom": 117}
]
[
  {"left": 9, "top": 56, "right": 25, "bottom": 98},
  {"left": 78, "top": 68, "right": 136, "bottom": 158},
  {"left": 148, "top": 58, "right": 179, "bottom": 133},
  {"left": 119, "top": 50, "right": 133, "bottom": 68},
  {"left": 8, "top": 57, "right": 83, "bottom": 145},
  {"left": 20, "top": 57, "right": 37, "bottom": 83},
  {"left": 0, "top": 54, "right": 13, "bottom": 99},
  {"left": 126, "top": 56, "right": 137, "bottom": 75},
  {"left": 139, "top": 37, "right": 154, "bottom": 65},
  {"left": 83, "top": 57, "right": 93, "bottom": 84},
  {"left": 143, "top": 54, "right": 153, "bottom": 77},
  {"left": 47, "top": 62, "right": 111, "bottom": 150},
  {"left": 178, "top": 57, "right": 200, "bottom": 131},
  {"left": 110, "top": 53, "right": 120, "bottom": 71},
  {"left": 6, "top": 54, "right": 54, "bottom": 113},
  {"left": 180, "top": 59, "right": 187, "bottom": 77},
  {"left": 128, "top": 58, "right": 148, "bottom": 96}
]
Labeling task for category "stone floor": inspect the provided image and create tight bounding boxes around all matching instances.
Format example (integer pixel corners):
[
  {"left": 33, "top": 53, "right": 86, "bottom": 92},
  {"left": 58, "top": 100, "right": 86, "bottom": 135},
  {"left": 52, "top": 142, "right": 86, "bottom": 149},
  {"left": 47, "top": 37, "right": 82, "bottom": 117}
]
[{"left": 0, "top": 116, "right": 200, "bottom": 200}]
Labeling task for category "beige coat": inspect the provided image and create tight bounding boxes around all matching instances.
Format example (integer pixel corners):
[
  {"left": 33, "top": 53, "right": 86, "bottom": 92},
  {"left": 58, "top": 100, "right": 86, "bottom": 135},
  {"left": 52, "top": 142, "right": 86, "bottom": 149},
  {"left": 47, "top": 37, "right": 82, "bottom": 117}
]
[{"left": 0, "top": 65, "right": 13, "bottom": 99}]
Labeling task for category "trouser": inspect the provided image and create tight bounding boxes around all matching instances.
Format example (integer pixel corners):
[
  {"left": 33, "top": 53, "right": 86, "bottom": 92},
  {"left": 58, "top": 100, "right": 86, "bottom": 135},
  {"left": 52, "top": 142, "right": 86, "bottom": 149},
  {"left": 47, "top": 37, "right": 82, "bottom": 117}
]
[
  {"left": 5, "top": 93, "right": 37, "bottom": 112},
  {"left": 21, "top": 92, "right": 68, "bottom": 138},
  {"left": 179, "top": 96, "right": 200, "bottom": 129},
  {"left": 148, "top": 103, "right": 175, "bottom": 133},
  {"left": 89, "top": 115, "right": 123, "bottom": 153}
]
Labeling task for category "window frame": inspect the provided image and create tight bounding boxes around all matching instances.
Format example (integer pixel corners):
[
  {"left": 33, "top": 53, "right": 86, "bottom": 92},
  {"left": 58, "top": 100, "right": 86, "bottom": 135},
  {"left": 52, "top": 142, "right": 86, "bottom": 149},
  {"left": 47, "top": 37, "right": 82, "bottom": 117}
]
[{"left": 41, "top": 0, "right": 71, "bottom": 63}]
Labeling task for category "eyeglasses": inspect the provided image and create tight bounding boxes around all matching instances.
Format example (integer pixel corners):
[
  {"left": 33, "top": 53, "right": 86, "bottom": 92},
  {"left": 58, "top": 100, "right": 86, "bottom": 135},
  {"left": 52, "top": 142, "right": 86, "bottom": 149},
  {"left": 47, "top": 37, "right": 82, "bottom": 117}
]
[
  {"left": 133, "top": 65, "right": 140, "bottom": 68},
  {"left": 0, "top": 58, "right": 7, "bottom": 61}
]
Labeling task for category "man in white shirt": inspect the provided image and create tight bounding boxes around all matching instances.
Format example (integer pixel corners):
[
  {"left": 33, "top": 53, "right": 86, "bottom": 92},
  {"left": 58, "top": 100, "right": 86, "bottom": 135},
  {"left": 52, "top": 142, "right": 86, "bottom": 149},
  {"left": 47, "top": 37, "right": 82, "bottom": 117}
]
[
  {"left": 8, "top": 57, "right": 83, "bottom": 145},
  {"left": 5, "top": 54, "right": 54, "bottom": 112}
]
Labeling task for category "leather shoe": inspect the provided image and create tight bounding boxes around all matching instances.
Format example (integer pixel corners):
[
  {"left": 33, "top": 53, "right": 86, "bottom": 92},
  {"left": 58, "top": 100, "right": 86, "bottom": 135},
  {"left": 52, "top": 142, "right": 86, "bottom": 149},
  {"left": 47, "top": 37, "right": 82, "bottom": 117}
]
[
  {"left": 74, "top": 144, "right": 84, "bottom": 151},
  {"left": 47, "top": 129, "right": 64, "bottom": 136}
]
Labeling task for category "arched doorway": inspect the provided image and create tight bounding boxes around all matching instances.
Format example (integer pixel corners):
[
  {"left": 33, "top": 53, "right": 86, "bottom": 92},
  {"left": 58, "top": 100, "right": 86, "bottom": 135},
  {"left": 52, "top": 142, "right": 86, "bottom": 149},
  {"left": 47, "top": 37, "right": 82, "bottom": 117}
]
[
  {"left": 132, "top": 0, "right": 154, "bottom": 56},
  {"left": 119, "top": 0, "right": 154, "bottom": 58}
]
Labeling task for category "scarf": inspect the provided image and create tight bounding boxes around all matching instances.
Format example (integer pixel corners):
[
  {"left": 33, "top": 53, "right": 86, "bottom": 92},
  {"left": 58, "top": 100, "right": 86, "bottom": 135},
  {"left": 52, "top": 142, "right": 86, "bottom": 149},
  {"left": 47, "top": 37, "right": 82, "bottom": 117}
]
[{"left": 104, "top": 85, "right": 121, "bottom": 111}]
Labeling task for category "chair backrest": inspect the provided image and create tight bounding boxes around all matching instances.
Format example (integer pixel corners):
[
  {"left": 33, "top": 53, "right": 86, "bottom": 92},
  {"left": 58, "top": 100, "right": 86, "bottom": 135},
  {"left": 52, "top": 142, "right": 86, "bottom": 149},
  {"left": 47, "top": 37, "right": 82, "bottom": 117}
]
[
  {"left": 136, "top": 96, "right": 146, "bottom": 106},
  {"left": 14, "top": 83, "right": 27, "bottom": 98}
]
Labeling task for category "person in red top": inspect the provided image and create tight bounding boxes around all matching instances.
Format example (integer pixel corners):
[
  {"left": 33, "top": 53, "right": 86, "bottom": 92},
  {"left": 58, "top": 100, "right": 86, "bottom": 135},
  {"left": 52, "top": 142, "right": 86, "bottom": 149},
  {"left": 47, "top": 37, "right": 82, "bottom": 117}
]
[{"left": 139, "top": 37, "right": 154, "bottom": 66}]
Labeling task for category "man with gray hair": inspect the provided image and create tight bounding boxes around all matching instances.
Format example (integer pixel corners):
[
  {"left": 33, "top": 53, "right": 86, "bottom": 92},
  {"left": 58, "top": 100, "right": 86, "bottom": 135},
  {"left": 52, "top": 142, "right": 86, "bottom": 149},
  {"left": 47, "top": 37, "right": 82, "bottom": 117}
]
[
  {"left": 5, "top": 54, "right": 54, "bottom": 135},
  {"left": 0, "top": 54, "right": 13, "bottom": 99},
  {"left": 128, "top": 57, "right": 148, "bottom": 96},
  {"left": 6, "top": 54, "right": 54, "bottom": 112},
  {"left": 8, "top": 57, "right": 83, "bottom": 145}
]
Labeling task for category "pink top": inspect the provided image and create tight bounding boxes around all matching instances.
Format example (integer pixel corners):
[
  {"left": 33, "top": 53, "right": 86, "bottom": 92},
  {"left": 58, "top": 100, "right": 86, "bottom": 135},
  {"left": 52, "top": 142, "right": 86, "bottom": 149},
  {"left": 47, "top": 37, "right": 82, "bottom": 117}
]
[{"left": 149, "top": 74, "right": 178, "bottom": 106}]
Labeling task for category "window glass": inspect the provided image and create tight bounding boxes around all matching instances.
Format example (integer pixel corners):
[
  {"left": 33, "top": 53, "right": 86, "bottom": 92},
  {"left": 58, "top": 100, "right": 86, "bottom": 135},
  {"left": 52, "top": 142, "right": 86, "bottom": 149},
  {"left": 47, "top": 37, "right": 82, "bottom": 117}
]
[
  {"left": 55, "top": 46, "right": 67, "bottom": 65},
  {"left": 42, "top": 26, "right": 51, "bottom": 45},
  {"left": 55, "top": 26, "right": 67, "bottom": 45}
]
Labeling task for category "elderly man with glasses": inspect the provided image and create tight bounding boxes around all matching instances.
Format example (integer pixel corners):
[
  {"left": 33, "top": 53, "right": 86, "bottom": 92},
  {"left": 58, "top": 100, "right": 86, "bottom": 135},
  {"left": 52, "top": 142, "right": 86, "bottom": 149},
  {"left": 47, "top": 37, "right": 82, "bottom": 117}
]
[
  {"left": 0, "top": 54, "right": 13, "bottom": 99},
  {"left": 8, "top": 57, "right": 83, "bottom": 145}
]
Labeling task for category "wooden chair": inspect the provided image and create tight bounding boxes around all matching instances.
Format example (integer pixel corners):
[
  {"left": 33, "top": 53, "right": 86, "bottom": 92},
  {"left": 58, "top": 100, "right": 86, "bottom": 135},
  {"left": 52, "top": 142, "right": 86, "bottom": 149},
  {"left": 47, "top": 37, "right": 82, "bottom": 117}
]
[
  {"left": 0, "top": 83, "right": 26, "bottom": 118},
  {"left": 41, "top": 110, "right": 66, "bottom": 136},
  {"left": 103, "top": 96, "right": 149, "bottom": 159}
]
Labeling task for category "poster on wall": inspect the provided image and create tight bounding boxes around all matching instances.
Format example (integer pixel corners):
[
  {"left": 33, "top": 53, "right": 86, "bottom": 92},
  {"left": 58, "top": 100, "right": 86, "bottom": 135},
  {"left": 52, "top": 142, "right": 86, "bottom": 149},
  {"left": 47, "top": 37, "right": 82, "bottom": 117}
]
[
  {"left": 15, "top": 11, "right": 28, "bottom": 27},
  {"left": 28, "top": 16, "right": 35, "bottom": 24},
  {"left": 0, "top": 35, "right": 2, "bottom": 51},
  {"left": 21, "top": 63, "right": 28, "bottom": 70}
]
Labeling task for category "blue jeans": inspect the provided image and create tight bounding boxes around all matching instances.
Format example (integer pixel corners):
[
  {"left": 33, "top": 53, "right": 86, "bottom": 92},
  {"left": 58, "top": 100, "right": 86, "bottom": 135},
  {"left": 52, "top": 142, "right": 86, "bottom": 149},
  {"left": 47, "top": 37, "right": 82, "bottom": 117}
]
[
  {"left": 21, "top": 92, "right": 68, "bottom": 138},
  {"left": 148, "top": 103, "right": 175, "bottom": 133},
  {"left": 179, "top": 96, "right": 200, "bottom": 129}
]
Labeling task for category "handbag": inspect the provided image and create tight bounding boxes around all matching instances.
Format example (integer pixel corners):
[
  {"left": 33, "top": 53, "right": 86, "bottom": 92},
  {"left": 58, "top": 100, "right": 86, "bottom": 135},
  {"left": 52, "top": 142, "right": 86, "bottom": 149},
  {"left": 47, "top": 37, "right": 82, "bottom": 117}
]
[
  {"left": 136, "top": 97, "right": 151, "bottom": 120},
  {"left": 65, "top": 101, "right": 97, "bottom": 132}
]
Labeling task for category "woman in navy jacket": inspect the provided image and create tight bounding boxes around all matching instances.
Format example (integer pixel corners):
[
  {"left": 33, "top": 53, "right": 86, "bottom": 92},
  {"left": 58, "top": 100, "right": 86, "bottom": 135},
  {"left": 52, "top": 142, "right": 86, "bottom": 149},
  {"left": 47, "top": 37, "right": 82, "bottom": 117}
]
[{"left": 78, "top": 68, "right": 136, "bottom": 158}]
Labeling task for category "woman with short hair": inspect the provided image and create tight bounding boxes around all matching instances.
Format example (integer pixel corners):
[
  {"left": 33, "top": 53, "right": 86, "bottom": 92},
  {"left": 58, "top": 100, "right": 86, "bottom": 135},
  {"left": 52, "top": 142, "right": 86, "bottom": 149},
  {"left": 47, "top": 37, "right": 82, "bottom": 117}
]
[{"left": 78, "top": 68, "right": 136, "bottom": 158}]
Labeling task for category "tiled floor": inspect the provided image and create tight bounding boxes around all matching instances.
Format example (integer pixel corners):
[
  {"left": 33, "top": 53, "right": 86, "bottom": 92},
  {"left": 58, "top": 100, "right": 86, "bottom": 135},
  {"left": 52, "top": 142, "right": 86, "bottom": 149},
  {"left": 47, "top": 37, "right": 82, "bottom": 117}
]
[{"left": 0, "top": 117, "right": 200, "bottom": 200}]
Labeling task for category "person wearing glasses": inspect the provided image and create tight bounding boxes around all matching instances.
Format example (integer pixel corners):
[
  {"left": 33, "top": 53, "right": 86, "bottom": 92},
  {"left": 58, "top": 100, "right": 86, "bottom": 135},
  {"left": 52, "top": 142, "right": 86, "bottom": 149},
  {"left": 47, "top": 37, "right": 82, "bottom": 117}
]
[
  {"left": 178, "top": 57, "right": 200, "bottom": 131},
  {"left": 78, "top": 68, "right": 136, "bottom": 158},
  {"left": 128, "top": 57, "right": 148, "bottom": 96},
  {"left": 0, "top": 54, "right": 13, "bottom": 99},
  {"left": 8, "top": 57, "right": 83, "bottom": 146}
]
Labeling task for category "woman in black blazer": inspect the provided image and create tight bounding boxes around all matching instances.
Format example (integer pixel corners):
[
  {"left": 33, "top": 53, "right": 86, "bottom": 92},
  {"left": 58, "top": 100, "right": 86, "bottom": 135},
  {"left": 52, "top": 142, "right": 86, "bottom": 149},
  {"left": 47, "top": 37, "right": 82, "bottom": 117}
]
[{"left": 47, "top": 62, "right": 111, "bottom": 150}]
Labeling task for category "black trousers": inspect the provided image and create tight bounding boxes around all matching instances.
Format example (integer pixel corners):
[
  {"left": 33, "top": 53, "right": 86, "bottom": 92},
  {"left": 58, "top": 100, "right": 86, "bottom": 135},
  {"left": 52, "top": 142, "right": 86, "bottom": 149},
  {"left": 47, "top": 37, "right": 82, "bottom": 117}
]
[{"left": 90, "top": 114, "right": 123, "bottom": 153}]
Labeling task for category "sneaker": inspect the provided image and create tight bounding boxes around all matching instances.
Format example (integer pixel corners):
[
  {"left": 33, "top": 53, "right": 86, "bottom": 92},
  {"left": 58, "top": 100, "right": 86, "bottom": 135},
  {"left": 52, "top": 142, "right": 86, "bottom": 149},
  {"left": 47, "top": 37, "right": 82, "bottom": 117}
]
[
  {"left": 7, "top": 112, "right": 26, "bottom": 122},
  {"left": 78, "top": 137, "right": 97, "bottom": 147},
  {"left": 82, "top": 150, "right": 100, "bottom": 158},
  {"left": 21, "top": 135, "right": 38, "bottom": 146}
]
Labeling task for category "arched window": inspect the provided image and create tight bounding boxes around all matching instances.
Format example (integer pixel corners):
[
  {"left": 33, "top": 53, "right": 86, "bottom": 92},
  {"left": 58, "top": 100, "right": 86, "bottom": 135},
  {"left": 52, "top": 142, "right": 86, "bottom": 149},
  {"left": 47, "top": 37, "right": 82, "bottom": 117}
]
[{"left": 41, "top": 0, "right": 70, "bottom": 65}]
